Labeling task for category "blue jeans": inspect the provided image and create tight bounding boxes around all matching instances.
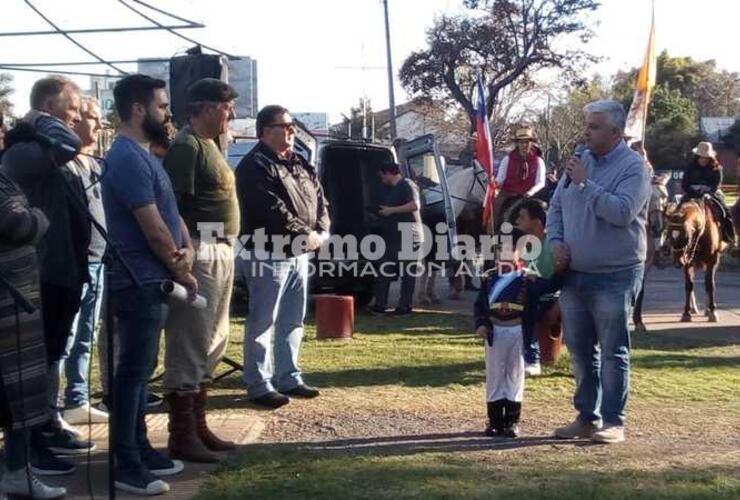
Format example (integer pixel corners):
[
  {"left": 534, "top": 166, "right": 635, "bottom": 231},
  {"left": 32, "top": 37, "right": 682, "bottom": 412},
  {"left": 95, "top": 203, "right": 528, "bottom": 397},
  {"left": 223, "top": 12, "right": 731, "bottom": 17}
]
[
  {"left": 60, "top": 262, "right": 105, "bottom": 409},
  {"left": 239, "top": 254, "right": 308, "bottom": 398},
  {"left": 112, "top": 284, "right": 167, "bottom": 472},
  {"left": 559, "top": 266, "right": 643, "bottom": 426}
]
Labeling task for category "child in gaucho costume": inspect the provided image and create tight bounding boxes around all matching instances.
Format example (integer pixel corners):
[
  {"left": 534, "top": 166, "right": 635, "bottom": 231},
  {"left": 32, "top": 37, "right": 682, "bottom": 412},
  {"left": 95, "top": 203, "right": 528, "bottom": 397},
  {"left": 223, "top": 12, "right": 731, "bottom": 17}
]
[{"left": 474, "top": 242, "right": 562, "bottom": 437}]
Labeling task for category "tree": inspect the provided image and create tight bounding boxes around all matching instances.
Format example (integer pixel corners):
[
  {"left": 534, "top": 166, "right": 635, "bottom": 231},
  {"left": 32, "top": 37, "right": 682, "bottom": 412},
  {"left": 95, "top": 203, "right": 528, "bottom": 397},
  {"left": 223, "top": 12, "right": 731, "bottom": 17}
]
[
  {"left": 329, "top": 97, "right": 382, "bottom": 141},
  {"left": 533, "top": 76, "right": 610, "bottom": 164},
  {"left": 723, "top": 119, "right": 740, "bottom": 154},
  {"left": 399, "top": 0, "right": 599, "bottom": 133},
  {"left": 0, "top": 73, "right": 14, "bottom": 116}
]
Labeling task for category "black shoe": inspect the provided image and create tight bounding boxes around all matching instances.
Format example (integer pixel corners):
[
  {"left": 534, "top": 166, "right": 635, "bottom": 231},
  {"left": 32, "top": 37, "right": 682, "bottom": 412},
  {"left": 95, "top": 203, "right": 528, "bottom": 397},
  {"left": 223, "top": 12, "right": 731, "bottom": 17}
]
[
  {"left": 142, "top": 446, "right": 184, "bottom": 477},
  {"left": 369, "top": 305, "right": 389, "bottom": 315},
  {"left": 115, "top": 466, "right": 170, "bottom": 496},
  {"left": 281, "top": 384, "right": 320, "bottom": 399},
  {"left": 38, "top": 426, "right": 95, "bottom": 456},
  {"left": 484, "top": 424, "right": 503, "bottom": 437},
  {"left": 393, "top": 307, "right": 412, "bottom": 315},
  {"left": 31, "top": 446, "right": 77, "bottom": 476},
  {"left": 248, "top": 391, "right": 290, "bottom": 409},
  {"left": 502, "top": 424, "right": 520, "bottom": 438}
]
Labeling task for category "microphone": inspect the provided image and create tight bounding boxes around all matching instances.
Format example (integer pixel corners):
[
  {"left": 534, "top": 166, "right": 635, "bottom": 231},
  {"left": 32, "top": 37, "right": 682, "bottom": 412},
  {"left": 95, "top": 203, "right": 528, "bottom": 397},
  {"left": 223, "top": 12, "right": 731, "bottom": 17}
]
[
  {"left": 564, "top": 144, "right": 587, "bottom": 188},
  {"left": 5, "top": 122, "right": 80, "bottom": 156}
]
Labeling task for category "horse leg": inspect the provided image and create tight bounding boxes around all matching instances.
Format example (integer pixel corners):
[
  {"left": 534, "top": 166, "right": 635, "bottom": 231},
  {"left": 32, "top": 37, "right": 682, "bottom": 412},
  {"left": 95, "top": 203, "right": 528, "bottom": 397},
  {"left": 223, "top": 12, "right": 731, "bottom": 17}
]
[
  {"left": 681, "top": 266, "right": 695, "bottom": 322},
  {"left": 633, "top": 274, "right": 647, "bottom": 333},
  {"left": 706, "top": 259, "right": 718, "bottom": 323}
]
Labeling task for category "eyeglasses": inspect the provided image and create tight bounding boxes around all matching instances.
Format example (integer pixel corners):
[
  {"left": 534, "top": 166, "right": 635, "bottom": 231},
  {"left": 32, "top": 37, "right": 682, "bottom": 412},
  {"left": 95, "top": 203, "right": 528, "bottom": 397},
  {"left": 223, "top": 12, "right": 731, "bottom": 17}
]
[{"left": 265, "top": 122, "right": 296, "bottom": 131}]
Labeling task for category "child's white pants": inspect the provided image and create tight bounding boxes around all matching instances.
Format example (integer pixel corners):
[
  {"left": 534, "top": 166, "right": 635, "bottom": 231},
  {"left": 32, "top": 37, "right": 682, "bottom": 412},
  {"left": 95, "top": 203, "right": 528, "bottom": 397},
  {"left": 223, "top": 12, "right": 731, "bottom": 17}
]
[{"left": 485, "top": 324, "right": 524, "bottom": 402}]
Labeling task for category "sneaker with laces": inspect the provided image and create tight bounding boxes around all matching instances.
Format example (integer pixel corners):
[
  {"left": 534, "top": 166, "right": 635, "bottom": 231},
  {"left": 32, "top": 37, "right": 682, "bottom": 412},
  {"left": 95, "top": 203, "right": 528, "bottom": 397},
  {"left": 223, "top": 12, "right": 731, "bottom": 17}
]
[
  {"left": 142, "top": 446, "right": 185, "bottom": 477},
  {"left": 591, "top": 425, "right": 625, "bottom": 444},
  {"left": 63, "top": 402, "right": 109, "bottom": 424},
  {"left": 115, "top": 467, "right": 170, "bottom": 496},
  {"left": 39, "top": 426, "right": 96, "bottom": 455},
  {"left": 553, "top": 419, "right": 601, "bottom": 439},
  {"left": 0, "top": 469, "right": 66, "bottom": 499},
  {"left": 30, "top": 447, "right": 76, "bottom": 476}
]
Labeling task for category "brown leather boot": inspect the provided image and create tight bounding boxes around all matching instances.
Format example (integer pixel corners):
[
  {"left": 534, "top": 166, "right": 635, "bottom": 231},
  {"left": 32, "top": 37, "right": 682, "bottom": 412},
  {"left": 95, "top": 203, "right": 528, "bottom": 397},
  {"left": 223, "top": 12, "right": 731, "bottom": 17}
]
[
  {"left": 195, "top": 385, "right": 236, "bottom": 451},
  {"left": 166, "top": 392, "right": 220, "bottom": 463}
]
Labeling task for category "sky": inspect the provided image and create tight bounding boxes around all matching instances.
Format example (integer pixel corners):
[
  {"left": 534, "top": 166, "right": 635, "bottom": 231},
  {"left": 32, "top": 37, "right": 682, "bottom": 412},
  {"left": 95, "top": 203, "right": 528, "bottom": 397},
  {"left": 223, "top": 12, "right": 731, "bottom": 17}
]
[{"left": 1, "top": 0, "right": 738, "bottom": 122}]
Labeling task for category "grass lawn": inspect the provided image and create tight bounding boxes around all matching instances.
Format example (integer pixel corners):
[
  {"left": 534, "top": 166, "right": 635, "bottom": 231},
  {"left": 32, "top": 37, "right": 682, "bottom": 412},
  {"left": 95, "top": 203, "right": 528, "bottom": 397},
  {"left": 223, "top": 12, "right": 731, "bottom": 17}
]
[{"left": 193, "top": 310, "right": 740, "bottom": 499}]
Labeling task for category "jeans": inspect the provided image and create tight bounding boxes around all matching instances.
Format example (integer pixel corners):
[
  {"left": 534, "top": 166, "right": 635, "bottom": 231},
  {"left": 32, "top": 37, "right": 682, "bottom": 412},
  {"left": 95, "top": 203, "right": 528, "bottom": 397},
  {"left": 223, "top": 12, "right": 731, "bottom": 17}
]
[
  {"left": 42, "top": 282, "right": 82, "bottom": 419},
  {"left": 559, "top": 266, "right": 643, "bottom": 426},
  {"left": 57, "top": 262, "right": 105, "bottom": 409},
  {"left": 239, "top": 254, "right": 308, "bottom": 398},
  {"left": 373, "top": 242, "right": 421, "bottom": 310},
  {"left": 112, "top": 284, "right": 167, "bottom": 472},
  {"left": 3, "top": 428, "right": 29, "bottom": 472}
]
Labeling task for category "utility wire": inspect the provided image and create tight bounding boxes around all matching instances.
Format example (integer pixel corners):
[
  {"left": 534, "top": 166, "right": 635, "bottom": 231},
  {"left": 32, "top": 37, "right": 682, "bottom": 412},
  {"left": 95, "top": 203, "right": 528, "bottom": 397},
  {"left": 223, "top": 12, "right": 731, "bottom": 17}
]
[
  {"left": 119, "top": 0, "right": 238, "bottom": 59},
  {"left": 23, "top": 0, "right": 129, "bottom": 75}
]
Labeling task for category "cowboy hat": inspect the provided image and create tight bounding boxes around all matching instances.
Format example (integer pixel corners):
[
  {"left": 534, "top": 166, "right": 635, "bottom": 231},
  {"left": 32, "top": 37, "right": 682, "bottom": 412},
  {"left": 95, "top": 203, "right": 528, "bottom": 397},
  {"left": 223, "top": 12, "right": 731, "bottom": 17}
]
[
  {"left": 513, "top": 126, "right": 536, "bottom": 141},
  {"left": 692, "top": 141, "right": 717, "bottom": 160}
]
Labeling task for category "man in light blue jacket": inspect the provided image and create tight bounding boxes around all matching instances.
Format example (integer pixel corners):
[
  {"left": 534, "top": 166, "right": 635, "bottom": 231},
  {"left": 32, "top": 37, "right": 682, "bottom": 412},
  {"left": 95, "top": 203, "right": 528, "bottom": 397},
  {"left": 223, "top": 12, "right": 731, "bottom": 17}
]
[{"left": 546, "top": 100, "right": 651, "bottom": 444}]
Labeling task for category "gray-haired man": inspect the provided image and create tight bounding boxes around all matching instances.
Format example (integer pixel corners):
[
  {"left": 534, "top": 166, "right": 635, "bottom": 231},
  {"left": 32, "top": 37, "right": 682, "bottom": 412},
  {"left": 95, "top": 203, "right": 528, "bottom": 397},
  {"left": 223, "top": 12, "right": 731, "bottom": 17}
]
[{"left": 547, "top": 100, "right": 651, "bottom": 444}]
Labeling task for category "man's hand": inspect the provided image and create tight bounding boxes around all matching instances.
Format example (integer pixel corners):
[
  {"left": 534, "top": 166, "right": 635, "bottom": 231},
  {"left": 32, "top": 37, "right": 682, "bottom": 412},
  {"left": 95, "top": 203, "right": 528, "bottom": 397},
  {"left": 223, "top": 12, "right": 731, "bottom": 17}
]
[
  {"left": 306, "top": 231, "right": 324, "bottom": 251},
  {"left": 565, "top": 156, "right": 588, "bottom": 185},
  {"left": 378, "top": 205, "right": 394, "bottom": 217},
  {"left": 551, "top": 240, "right": 571, "bottom": 274},
  {"left": 174, "top": 271, "right": 198, "bottom": 302},
  {"left": 173, "top": 246, "right": 194, "bottom": 273},
  {"left": 475, "top": 325, "right": 489, "bottom": 340}
]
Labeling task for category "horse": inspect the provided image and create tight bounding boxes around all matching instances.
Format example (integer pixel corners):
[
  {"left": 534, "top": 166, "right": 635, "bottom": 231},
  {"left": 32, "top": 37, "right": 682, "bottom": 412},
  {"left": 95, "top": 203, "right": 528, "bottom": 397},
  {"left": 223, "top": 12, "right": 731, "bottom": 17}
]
[
  {"left": 664, "top": 197, "right": 723, "bottom": 323},
  {"left": 416, "top": 161, "right": 488, "bottom": 304},
  {"left": 632, "top": 172, "right": 671, "bottom": 332}
]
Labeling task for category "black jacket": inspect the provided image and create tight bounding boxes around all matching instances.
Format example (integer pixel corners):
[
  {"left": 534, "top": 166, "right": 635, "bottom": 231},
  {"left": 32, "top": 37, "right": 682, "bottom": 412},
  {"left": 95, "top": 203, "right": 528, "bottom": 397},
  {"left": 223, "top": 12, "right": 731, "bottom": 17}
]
[
  {"left": 235, "top": 141, "right": 330, "bottom": 255},
  {"left": 0, "top": 113, "right": 90, "bottom": 289},
  {"left": 682, "top": 162, "right": 722, "bottom": 199}
]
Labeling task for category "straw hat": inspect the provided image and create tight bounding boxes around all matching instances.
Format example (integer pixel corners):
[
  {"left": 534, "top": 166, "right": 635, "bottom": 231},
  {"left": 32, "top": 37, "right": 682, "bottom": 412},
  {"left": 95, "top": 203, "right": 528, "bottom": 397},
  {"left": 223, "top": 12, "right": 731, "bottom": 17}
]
[
  {"left": 692, "top": 141, "right": 717, "bottom": 160},
  {"left": 513, "top": 126, "right": 536, "bottom": 141}
]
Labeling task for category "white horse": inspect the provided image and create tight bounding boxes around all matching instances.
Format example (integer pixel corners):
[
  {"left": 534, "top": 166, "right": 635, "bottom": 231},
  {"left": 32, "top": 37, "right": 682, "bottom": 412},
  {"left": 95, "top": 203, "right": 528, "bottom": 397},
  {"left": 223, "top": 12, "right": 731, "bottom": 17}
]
[{"left": 417, "top": 162, "right": 489, "bottom": 304}]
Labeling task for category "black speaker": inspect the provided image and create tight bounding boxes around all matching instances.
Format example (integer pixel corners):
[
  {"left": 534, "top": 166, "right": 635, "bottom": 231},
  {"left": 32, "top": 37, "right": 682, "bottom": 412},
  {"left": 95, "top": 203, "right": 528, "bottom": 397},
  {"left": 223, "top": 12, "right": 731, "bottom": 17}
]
[{"left": 169, "top": 53, "right": 228, "bottom": 127}]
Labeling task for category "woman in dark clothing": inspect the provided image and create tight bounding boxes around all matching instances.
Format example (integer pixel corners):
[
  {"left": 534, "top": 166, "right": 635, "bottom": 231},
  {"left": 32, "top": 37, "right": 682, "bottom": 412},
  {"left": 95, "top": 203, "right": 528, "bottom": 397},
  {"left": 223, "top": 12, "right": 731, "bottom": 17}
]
[
  {"left": 0, "top": 165, "right": 66, "bottom": 498},
  {"left": 681, "top": 141, "right": 735, "bottom": 245}
]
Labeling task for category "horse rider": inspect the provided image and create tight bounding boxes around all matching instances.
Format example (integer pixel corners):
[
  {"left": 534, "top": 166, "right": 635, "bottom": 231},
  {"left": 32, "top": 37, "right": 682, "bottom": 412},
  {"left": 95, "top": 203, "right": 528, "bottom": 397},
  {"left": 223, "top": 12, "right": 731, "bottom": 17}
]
[
  {"left": 681, "top": 141, "right": 736, "bottom": 246},
  {"left": 493, "top": 126, "right": 546, "bottom": 232}
]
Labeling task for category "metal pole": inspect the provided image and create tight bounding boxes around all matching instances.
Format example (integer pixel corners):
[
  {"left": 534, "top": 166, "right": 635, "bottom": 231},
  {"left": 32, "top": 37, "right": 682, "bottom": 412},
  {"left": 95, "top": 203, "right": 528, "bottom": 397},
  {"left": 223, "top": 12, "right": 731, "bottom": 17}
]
[{"left": 382, "top": 0, "right": 397, "bottom": 140}]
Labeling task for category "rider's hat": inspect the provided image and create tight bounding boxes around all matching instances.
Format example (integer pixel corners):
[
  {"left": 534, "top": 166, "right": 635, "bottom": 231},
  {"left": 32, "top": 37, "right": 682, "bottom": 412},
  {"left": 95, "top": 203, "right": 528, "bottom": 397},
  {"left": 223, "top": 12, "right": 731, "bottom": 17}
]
[
  {"left": 691, "top": 141, "right": 717, "bottom": 160},
  {"left": 513, "top": 126, "right": 536, "bottom": 142}
]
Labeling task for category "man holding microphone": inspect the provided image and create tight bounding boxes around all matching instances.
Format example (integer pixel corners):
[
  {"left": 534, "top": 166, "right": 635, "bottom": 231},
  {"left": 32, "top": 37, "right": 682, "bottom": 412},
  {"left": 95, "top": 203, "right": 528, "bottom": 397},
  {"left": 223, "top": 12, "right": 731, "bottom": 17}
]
[{"left": 547, "top": 100, "right": 651, "bottom": 444}]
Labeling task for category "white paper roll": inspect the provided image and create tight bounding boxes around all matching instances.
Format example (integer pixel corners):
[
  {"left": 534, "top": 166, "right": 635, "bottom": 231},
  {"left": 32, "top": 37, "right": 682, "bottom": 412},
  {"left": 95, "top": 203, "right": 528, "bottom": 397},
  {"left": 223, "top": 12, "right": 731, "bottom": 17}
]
[{"left": 161, "top": 280, "right": 208, "bottom": 309}]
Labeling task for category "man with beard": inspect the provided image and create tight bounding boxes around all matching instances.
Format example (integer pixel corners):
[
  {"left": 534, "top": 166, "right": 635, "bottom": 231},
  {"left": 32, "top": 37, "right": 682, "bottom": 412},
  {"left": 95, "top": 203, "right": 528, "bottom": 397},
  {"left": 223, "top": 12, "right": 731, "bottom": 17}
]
[
  {"left": 103, "top": 74, "right": 195, "bottom": 495},
  {"left": 1, "top": 75, "right": 94, "bottom": 473}
]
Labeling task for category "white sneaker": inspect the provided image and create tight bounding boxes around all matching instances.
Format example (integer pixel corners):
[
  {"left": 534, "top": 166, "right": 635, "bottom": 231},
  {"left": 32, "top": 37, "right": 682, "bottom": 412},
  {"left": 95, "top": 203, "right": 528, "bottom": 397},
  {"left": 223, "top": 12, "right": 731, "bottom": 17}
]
[
  {"left": 56, "top": 415, "right": 82, "bottom": 438},
  {"left": 524, "top": 362, "right": 542, "bottom": 377},
  {"left": 1, "top": 468, "right": 66, "bottom": 499},
  {"left": 591, "top": 425, "right": 625, "bottom": 444},
  {"left": 63, "top": 402, "right": 109, "bottom": 424}
]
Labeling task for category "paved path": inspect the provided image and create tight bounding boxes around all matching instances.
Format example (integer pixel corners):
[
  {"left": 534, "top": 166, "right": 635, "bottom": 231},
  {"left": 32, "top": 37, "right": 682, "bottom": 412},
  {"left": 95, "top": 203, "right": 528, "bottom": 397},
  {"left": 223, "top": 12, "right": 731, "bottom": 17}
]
[
  {"left": 54, "top": 411, "right": 263, "bottom": 500},
  {"left": 409, "top": 266, "right": 740, "bottom": 330}
]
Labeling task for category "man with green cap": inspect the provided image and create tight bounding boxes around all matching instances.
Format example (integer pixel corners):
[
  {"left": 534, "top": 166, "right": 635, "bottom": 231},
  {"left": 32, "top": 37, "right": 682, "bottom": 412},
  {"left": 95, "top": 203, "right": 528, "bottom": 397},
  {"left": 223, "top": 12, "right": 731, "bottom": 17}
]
[{"left": 163, "top": 78, "right": 239, "bottom": 463}]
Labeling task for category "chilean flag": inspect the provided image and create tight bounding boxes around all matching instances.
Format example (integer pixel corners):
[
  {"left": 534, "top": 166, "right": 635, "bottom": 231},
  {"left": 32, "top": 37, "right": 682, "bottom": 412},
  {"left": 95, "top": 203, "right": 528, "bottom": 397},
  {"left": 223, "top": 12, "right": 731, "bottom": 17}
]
[{"left": 475, "top": 75, "right": 496, "bottom": 230}]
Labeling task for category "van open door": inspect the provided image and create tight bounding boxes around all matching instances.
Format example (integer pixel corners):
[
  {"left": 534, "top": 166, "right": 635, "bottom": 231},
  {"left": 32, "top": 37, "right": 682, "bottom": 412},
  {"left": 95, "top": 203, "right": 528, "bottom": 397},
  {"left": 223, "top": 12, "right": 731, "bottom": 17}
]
[{"left": 395, "top": 134, "right": 458, "bottom": 261}]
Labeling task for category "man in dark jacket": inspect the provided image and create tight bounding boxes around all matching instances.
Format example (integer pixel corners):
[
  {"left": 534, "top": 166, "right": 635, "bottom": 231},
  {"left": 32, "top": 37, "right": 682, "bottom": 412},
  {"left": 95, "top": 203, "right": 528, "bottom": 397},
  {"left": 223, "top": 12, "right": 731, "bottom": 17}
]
[
  {"left": 1, "top": 75, "right": 94, "bottom": 466},
  {"left": 235, "top": 105, "right": 330, "bottom": 409}
]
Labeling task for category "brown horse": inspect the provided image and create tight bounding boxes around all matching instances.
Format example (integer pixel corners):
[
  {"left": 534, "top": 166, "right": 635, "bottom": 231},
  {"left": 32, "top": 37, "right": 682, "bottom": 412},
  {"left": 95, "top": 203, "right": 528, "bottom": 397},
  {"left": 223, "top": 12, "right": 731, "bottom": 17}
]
[{"left": 665, "top": 197, "right": 723, "bottom": 323}]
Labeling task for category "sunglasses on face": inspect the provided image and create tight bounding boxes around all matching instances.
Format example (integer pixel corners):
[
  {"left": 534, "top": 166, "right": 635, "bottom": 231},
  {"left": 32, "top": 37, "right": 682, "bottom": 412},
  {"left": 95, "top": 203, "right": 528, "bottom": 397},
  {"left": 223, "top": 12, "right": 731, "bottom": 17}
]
[{"left": 265, "top": 122, "right": 296, "bottom": 131}]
